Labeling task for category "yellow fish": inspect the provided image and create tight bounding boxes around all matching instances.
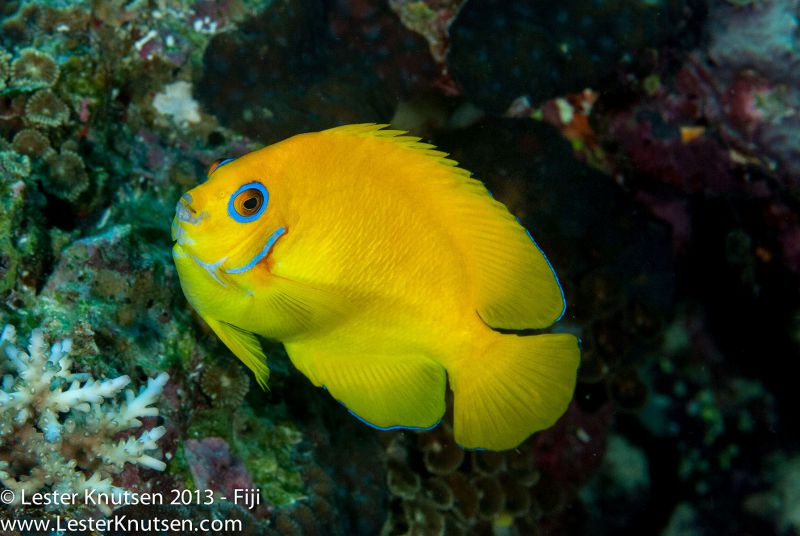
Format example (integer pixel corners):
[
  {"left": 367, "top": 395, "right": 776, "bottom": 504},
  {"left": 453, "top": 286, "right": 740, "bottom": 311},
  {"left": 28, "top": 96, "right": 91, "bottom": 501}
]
[{"left": 172, "top": 124, "right": 579, "bottom": 450}]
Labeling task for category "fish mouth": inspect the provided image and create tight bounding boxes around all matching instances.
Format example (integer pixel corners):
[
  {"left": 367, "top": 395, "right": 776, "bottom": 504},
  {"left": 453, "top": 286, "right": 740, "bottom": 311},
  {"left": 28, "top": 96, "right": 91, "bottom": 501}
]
[
  {"left": 172, "top": 194, "right": 208, "bottom": 246},
  {"left": 171, "top": 218, "right": 192, "bottom": 246},
  {"left": 175, "top": 193, "right": 207, "bottom": 225}
]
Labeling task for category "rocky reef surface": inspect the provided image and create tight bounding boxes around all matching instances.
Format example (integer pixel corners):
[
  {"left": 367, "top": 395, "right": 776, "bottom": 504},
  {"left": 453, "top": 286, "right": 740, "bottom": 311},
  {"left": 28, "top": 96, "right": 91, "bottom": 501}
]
[{"left": 1, "top": 0, "right": 798, "bottom": 534}]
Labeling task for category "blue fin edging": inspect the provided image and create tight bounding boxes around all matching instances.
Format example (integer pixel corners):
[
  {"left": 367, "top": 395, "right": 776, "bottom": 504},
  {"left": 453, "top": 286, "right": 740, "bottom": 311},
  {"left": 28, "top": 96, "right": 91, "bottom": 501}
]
[
  {"left": 519, "top": 219, "right": 567, "bottom": 323},
  {"left": 322, "top": 385, "right": 442, "bottom": 432}
]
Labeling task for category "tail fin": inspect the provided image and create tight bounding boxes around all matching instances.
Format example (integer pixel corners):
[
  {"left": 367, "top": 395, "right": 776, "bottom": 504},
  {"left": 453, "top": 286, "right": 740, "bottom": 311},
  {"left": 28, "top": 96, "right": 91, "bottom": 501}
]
[{"left": 450, "top": 332, "right": 579, "bottom": 450}]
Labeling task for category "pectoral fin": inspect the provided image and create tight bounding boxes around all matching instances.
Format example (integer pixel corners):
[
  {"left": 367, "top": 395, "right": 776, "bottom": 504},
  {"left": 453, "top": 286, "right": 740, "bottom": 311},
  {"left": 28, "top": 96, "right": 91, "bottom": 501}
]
[
  {"left": 204, "top": 316, "right": 269, "bottom": 388},
  {"left": 255, "top": 275, "right": 357, "bottom": 336}
]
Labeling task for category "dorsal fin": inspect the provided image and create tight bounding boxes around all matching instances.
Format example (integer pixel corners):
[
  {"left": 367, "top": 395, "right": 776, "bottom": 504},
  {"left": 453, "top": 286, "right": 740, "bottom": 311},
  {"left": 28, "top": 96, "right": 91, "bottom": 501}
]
[
  {"left": 324, "top": 123, "right": 456, "bottom": 164},
  {"left": 323, "top": 124, "right": 566, "bottom": 330}
]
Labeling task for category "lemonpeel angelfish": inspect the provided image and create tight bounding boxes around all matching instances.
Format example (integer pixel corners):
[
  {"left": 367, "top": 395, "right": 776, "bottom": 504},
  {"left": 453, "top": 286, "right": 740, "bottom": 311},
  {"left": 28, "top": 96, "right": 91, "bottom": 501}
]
[{"left": 171, "top": 124, "right": 579, "bottom": 450}]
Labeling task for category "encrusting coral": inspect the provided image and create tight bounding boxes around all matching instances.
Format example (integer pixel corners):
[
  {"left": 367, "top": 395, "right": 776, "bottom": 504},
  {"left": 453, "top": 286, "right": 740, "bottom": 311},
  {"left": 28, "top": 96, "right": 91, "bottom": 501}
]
[
  {"left": 35, "top": 5, "right": 90, "bottom": 34},
  {"left": 0, "top": 47, "right": 11, "bottom": 90},
  {"left": 418, "top": 426, "right": 464, "bottom": 476},
  {"left": 44, "top": 149, "right": 89, "bottom": 201},
  {"left": 0, "top": 324, "right": 169, "bottom": 508},
  {"left": 200, "top": 361, "right": 250, "bottom": 408},
  {"left": 24, "top": 89, "right": 69, "bottom": 128},
  {"left": 10, "top": 48, "right": 60, "bottom": 89},
  {"left": 0, "top": 149, "right": 31, "bottom": 179},
  {"left": 382, "top": 418, "right": 555, "bottom": 534},
  {"left": 11, "top": 128, "right": 52, "bottom": 158}
]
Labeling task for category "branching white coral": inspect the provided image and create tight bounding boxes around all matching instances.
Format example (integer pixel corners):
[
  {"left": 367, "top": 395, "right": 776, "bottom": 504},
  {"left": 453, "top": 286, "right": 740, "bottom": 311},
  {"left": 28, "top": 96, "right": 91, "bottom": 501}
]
[{"left": 0, "top": 324, "right": 170, "bottom": 508}]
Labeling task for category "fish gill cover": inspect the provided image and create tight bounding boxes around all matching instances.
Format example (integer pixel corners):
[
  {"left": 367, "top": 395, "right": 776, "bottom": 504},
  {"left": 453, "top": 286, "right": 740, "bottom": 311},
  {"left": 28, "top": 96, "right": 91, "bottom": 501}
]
[{"left": 0, "top": 0, "right": 799, "bottom": 535}]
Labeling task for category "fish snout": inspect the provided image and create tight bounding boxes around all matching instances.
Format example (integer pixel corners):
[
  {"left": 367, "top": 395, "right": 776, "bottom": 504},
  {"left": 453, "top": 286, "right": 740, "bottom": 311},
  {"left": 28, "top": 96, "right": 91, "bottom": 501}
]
[
  {"left": 175, "top": 193, "right": 206, "bottom": 225},
  {"left": 172, "top": 193, "right": 205, "bottom": 246}
]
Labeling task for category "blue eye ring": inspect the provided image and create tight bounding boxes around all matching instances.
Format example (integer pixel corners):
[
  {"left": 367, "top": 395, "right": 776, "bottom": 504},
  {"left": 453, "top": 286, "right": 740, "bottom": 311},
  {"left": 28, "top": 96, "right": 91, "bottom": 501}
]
[{"left": 228, "top": 182, "right": 269, "bottom": 223}]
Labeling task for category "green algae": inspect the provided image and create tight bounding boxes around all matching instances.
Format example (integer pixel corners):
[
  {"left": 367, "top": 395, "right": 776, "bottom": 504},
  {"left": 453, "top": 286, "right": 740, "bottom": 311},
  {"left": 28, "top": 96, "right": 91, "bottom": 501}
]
[
  {"left": 0, "top": 181, "right": 21, "bottom": 295},
  {"left": 0, "top": 175, "right": 48, "bottom": 311},
  {"left": 32, "top": 224, "right": 188, "bottom": 377},
  {"left": 188, "top": 408, "right": 235, "bottom": 440},
  {"left": 168, "top": 444, "right": 197, "bottom": 492}
]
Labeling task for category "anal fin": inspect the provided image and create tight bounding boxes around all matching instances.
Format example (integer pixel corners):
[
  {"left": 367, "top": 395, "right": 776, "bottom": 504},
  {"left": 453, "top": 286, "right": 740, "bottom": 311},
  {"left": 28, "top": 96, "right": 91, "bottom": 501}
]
[{"left": 286, "top": 340, "right": 446, "bottom": 430}]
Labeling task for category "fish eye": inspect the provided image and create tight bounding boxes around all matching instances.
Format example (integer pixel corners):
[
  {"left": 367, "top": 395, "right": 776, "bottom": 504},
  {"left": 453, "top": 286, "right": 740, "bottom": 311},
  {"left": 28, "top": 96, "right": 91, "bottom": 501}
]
[
  {"left": 228, "top": 182, "right": 269, "bottom": 223},
  {"left": 235, "top": 189, "right": 262, "bottom": 215}
]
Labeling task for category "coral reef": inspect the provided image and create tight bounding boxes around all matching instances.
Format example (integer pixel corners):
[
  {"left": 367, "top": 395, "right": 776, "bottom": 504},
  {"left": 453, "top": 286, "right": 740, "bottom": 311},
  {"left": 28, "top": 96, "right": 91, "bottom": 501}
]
[
  {"left": 744, "top": 453, "right": 800, "bottom": 534},
  {"left": 580, "top": 434, "right": 650, "bottom": 532},
  {"left": 695, "top": 0, "right": 800, "bottom": 180},
  {"left": 11, "top": 128, "right": 52, "bottom": 158},
  {"left": 184, "top": 436, "right": 259, "bottom": 502},
  {"left": 153, "top": 81, "right": 202, "bottom": 127},
  {"left": 0, "top": 178, "right": 46, "bottom": 300},
  {"left": 382, "top": 419, "right": 554, "bottom": 535},
  {"left": 37, "top": 224, "right": 188, "bottom": 377},
  {"left": 0, "top": 149, "right": 30, "bottom": 178},
  {"left": 0, "top": 324, "right": 169, "bottom": 509},
  {"left": 186, "top": 403, "right": 307, "bottom": 509},
  {"left": 389, "top": 0, "right": 467, "bottom": 90},
  {"left": 198, "top": 0, "right": 440, "bottom": 142}
]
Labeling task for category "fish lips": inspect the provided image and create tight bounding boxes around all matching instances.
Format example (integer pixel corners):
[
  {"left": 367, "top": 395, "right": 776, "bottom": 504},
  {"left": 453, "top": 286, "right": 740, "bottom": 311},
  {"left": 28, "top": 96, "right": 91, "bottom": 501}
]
[
  {"left": 175, "top": 193, "right": 207, "bottom": 225},
  {"left": 171, "top": 194, "right": 208, "bottom": 246}
]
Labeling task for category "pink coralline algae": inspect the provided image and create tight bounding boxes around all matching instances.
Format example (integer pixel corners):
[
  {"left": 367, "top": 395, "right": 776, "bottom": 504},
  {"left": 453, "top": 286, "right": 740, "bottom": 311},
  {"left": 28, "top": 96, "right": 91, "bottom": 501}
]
[
  {"left": 184, "top": 437, "right": 265, "bottom": 514},
  {"left": 683, "top": 0, "right": 800, "bottom": 182}
]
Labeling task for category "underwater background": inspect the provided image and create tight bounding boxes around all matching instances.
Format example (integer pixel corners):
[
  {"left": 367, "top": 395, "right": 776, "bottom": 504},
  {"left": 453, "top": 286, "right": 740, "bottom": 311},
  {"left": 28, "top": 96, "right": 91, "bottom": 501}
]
[{"left": 1, "top": 0, "right": 799, "bottom": 534}]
